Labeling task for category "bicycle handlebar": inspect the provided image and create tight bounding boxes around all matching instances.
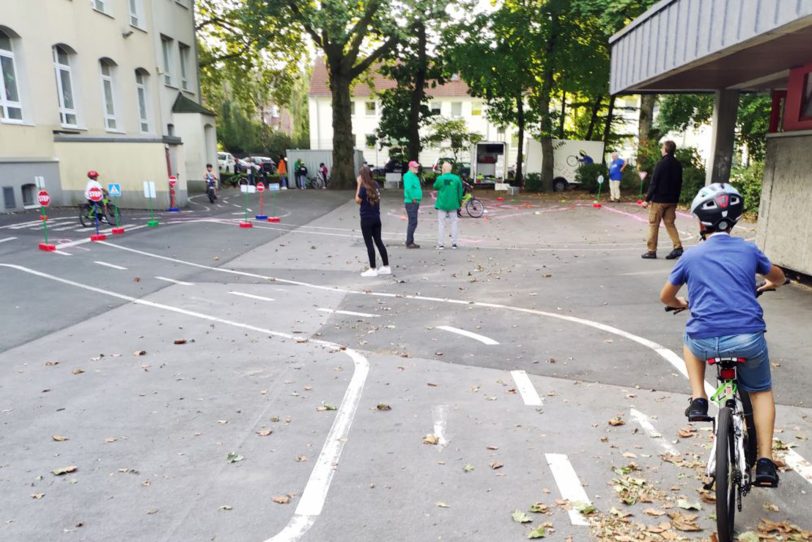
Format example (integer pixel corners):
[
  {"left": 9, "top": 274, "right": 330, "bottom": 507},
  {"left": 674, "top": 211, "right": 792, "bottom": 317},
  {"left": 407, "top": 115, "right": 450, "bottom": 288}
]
[{"left": 664, "top": 278, "right": 789, "bottom": 314}]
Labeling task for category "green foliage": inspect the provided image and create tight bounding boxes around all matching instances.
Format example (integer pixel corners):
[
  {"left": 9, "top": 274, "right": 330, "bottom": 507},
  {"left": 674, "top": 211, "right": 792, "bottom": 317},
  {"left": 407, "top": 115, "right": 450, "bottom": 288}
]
[
  {"left": 576, "top": 163, "right": 608, "bottom": 193},
  {"left": 523, "top": 173, "right": 544, "bottom": 193},
  {"left": 675, "top": 147, "right": 706, "bottom": 205},
  {"left": 656, "top": 95, "right": 714, "bottom": 132},
  {"left": 730, "top": 161, "right": 764, "bottom": 215},
  {"left": 422, "top": 171, "right": 437, "bottom": 186},
  {"left": 217, "top": 100, "right": 304, "bottom": 157},
  {"left": 424, "top": 118, "right": 482, "bottom": 161}
]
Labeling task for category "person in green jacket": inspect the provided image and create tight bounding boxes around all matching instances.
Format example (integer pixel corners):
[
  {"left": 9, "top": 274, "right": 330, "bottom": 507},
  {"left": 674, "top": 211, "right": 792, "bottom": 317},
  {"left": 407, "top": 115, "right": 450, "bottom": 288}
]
[
  {"left": 403, "top": 160, "right": 422, "bottom": 248},
  {"left": 433, "top": 161, "right": 463, "bottom": 249}
]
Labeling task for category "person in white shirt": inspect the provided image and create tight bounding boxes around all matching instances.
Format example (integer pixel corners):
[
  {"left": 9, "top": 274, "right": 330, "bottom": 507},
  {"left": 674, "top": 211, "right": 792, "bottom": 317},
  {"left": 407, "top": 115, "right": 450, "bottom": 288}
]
[{"left": 84, "top": 170, "right": 107, "bottom": 215}]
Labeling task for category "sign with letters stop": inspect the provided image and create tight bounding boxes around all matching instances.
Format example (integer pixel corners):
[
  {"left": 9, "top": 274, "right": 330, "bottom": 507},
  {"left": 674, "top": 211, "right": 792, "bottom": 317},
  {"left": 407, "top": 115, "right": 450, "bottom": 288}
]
[
  {"left": 87, "top": 186, "right": 104, "bottom": 203},
  {"left": 37, "top": 190, "right": 51, "bottom": 207}
]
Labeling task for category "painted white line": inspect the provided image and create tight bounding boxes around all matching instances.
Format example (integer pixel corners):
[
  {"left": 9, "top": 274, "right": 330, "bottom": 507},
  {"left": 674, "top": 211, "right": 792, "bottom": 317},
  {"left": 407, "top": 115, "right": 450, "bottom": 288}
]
[
  {"left": 55, "top": 224, "right": 148, "bottom": 249},
  {"left": 94, "top": 261, "right": 127, "bottom": 271},
  {"left": 784, "top": 448, "right": 812, "bottom": 485},
  {"left": 8, "top": 219, "right": 49, "bottom": 230},
  {"left": 155, "top": 276, "right": 194, "bottom": 286},
  {"left": 53, "top": 250, "right": 72, "bottom": 256},
  {"left": 545, "top": 453, "right": 592, "bottom": 526},
  {"left": 510, "top": 370, "right": 542, "bottom": 406},
  {"left": 436, "top": 325, "right": 499, "bottom": 345},
  {"left": 317, "top": 308, "right": 378, "bottom": 318},
  {"left": 229, "top": 291, "right": 275, "bottom": 302},
  {"left": 629, "top": 408, "right": 679, "bottom": 455},
  {"left": 432, "top": 405, "right": 449, "bottom": 450},
  {"left": 0, "top": 237, "right": 17, "bottom": 244},
  {"left": 52, "top": 225, "right": 80, "bottom": 232},
  {"left": 0, "top": 264, "right": 369, "bottom": 542}
]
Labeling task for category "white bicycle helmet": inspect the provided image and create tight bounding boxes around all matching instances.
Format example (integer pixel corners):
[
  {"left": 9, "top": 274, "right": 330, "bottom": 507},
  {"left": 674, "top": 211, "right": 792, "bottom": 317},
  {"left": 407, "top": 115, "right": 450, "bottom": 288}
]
[{"left": 690, "top": 182, "right": 744, "bottom": 236}]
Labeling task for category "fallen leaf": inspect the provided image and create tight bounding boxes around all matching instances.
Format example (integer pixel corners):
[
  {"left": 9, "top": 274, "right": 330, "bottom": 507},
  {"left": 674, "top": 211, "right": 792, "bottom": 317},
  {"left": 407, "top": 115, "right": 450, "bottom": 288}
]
[
  {"left": 644, "top": 508, "right": 665, "bottom": 516},
  {"left": 226, "top": 452, "right": 244, "bottom": 464},
  {"left": 295, "top": 455, "right": 308, "bottom": 462},
  {"left": 677, "top": 426, "right": 697, "bottom": 438},
  {"left": 376, "top": 403, "right": 392, "bottom": 411},
  {"left": 490, "top": 461, "right": 503, "bottom": 470},
  {"left": 51, "top": 434, "right": 69, "bottom": 442},
  {"left": 622, "top": 452, "right": 637, "bottom": 459},
  {"left": 45, "top": 361, "right": 59, "bottom": 366},
  {"left": 676, "top": 498, "right": 701, "bottom": 511},
  {"left": 272, "top": 495, "right": 291, "bottom": 505},
  {"left": 52, "top": 465, "right": 77, "bottom": 476},
  {"left": 72, "top": 368, "right": 85, "bottom": 375},
  {"left": 146, "top": 508, "right": 159, "bottom": 515},
  {"left": 423, "top": 434, "right": 440, "bottom": 445},
  {"left": 762, "top": 502, "right": 779, "bottom": 513},
  {"left": 256, "top": 429, "right": 273, "bottom": 437},
  {"left": 668, "top": 512, "right": 702, "bottom": 532},
  {"left": 529, "top": 502, "right": 548, "bottom": 513},
  {"left": 174, "top": 339, "right": 187, "bottom": 345},
  {"left": 527, "top": 525, "right": 546, "bottom": 539},
  {"left": 608, "top": 416, "right": 625, "bottom": 427},
  {"left": 512, "top": 510, "right": 532, "bottom": 524},
  {"left": 31, "top": 493, "right": 45, "bottom": 500},
  {"left": 574, "top": 502, "right": 596, "bottom": 515},
  {"left": 463, "top": 464, "right": 475, "bottom": 473},
  {"left": 737, "top": 532, "right": 758, "bottom": 542},
  {"left": 133, "top": 350, "right": 146, "bottom": 356},
  {"left": 105, "top": 437, "right": 118, "bottom": 443},
  {"left": 218, "top": 505, "right": 232, "bottom": 511},
  {"left": 436, "top": 501, "right": 450, "bottom": 508},
  {"left": 316, "top": 403, "right": 337, "bottom": 412}
]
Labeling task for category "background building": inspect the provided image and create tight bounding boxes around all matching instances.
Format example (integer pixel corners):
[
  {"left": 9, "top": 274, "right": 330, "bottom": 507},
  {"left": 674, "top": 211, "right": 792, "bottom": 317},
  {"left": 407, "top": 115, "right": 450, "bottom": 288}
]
[{"left": 0, "top": 0, "right": 216, "bottom": 211}]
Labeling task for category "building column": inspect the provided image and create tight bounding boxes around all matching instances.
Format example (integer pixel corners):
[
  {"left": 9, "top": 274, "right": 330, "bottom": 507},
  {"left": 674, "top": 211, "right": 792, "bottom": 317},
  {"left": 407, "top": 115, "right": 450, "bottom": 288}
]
[{"left": 705, "top": 89, "right": 739, "bottom": 185}]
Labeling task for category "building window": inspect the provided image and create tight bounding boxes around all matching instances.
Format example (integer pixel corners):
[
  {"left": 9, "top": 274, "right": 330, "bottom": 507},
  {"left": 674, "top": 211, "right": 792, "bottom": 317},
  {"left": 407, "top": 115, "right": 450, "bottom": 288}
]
[
  {"left": 451, "top": 102, "right": 462, "bottom": 117},
  {"left": 135, "top": 69, "right": 150, "bottom": 133},
  {"left": 0, "top": 30, "right": 24, "bottom": 122},
  {"left": 350, "top": 101, "right": 355, "bottom": 116},
  {"left": 53, "top": 45, "right": 78, "bottom": 127},
  {"left": 21, "top": 183, "right": 36, "bottom": 208},
  {"left": 430, "top": 101, "right": 441, "bottom": 115},
  {"left": 471, "top": 101, "right": 482, "bottom": 116},
  {"left": 161, "top": 36, "right": 173, "bottom": 86},
  {"left": 99, "top": 59, "right": 118, "bottom": 130},
  {"left": 93, "top": 0, "right": 110, "bottom": 14},
  {"left": 129, "top": 0, "right": 143, "bottom": 28},
  {"left": 3, "top": 187, "right": 15, "bottom": 209},
  {"left": 365, "top": 101, "right": 376, "bottom": 115},
  {"left": 803, "top": 72, "right": 812, "bottom": 119},
  {"left": 179, "top": 43, "right": 190, "bottom": 91}
]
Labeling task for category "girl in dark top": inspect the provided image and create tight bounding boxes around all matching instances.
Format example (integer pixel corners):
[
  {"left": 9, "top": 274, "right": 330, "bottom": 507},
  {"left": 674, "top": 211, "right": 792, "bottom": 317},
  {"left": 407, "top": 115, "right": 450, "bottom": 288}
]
[{"left": 355, "top": 166, "right": 390, "bottom": 277}]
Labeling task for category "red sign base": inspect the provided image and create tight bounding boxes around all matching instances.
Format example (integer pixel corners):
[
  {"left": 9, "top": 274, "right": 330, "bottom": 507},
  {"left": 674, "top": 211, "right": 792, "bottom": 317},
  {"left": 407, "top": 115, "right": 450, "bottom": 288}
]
[
  {"left": 38, "top": 243, "right": 56, "bottom": 252},
  {"left": 112, "top": 227, "right": 125, "bottom": 235},
  {"left": 496, "top": 196, "right": 505, "bottom": 202},
  {"left": 239, "top": 221, "right": 253, "bottom": 229},
  {"left": 636, "top": 199, "right": 644, "bottom": 206},
  {"left": 90, "top": 233, "right": 108, "bottom": 241},
  {"left": 592, "top": 202, "right": 602, "bottom": 208},
  {"left": 267, "top": 217, "right": 281, "bottom": 223}
]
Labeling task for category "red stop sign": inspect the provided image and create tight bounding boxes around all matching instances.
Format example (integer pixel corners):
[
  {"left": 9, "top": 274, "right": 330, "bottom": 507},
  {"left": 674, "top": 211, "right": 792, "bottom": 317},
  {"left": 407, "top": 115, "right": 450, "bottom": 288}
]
[
  {"left": 88, "top": 186, "right": 104, "bottom": 202},
  {"left": 256, "top": 182, "right": 265, "bottom": 193},
  {"left": 38, "top": 190, "right": 51, "bottom": 207},
  {"left": 169, "top": 176, "right": 177, "bottom": 187}
]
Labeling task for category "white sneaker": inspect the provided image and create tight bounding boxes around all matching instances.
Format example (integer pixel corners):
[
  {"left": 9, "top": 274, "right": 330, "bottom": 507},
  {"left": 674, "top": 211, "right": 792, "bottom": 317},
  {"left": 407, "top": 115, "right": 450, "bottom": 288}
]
[
  {"left": 377, "top": 266, "right": 392, "bottom": 275},
  {"left": 361, "top": 268, "right": 378, "bottom": 277},
  {"left": 451, "top": 244, "right": 458, "bottom": 250},
  {"left": 437, "top": 245, "right": 445, "bottom": 250}
]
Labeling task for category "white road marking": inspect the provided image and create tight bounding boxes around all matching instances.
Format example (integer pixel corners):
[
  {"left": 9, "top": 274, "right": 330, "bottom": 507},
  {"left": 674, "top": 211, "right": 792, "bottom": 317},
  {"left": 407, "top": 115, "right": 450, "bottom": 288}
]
[
  {"left": 630, "top": 408, "right": 679, "bottom": 455},
  {"left": 53, "top": 250, "right": 72, "bottom": 256},
  {"left": 784, "top": 448, "right": 812, "bottom": 485},
  {"left": 0, "top": 237, "right": 17, "bottom": 244},
  {"left": 432, "top": 405, "right": 449, "bottom": 450},
  {"left": 510, "top": 370, "right": 542, "bottom": 406},
  {"left": 229, "top": 291, "right": 275, "bottom": 302},
  {"left": 94, "top": 261, "right": 127, "bottom": 270},
  {"left": 0, "top": 264, "right": 369, "bottom": 542},
  {"left": 94, "top": 241, "right": 812, "bottom": 486},
  {"left": 317, "top": 308, "right": 378, "bottom": 318},
  {"left": 55, "top": 224, "right": 148, "bottom": 249},
  {"left": 155, "top": 276, "right": 194, "bottom": 286},
  {"left": 53, "top": 224, "right": 80, "bottom": 232},
  {"left": 436, "top": 325, "right": 499, "bottom": 345},
  {"left": 545, "top": 453, "right": 592, "bottom": 526}
]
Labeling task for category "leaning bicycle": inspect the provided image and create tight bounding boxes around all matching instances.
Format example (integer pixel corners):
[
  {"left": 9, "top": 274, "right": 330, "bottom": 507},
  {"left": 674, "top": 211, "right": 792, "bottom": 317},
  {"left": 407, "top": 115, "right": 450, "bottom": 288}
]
[{"left": 459, "top": 181, "right": 485, "bottom": 218}]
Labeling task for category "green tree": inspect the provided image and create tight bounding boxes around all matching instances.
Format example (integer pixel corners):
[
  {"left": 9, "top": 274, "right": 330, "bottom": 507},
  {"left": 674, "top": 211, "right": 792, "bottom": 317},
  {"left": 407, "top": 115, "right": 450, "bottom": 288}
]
[{"left": 424, "top": 118, "right": 483, "bottom": 161}]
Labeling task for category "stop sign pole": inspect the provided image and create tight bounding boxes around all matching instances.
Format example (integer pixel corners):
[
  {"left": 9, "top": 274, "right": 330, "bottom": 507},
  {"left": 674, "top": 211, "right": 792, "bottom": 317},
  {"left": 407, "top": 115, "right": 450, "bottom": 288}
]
[
  {"left": 167, "top": 176, "right": 179, "bottom": 212},
  {"left": 255, "top": 182, "right": 267, "bottom": 220},
  {"left": 87, "top": 186, "right": 107, "bottom": 242},
  {"left": 37, "top": 190, "right": 56, "bottom": 252}
]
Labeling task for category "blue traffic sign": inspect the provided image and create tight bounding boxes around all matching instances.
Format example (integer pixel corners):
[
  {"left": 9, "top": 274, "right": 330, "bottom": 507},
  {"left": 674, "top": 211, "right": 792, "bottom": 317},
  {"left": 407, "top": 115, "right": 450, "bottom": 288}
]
[{"left": 108, "top": 183, "right": 121, "bottom": 197}]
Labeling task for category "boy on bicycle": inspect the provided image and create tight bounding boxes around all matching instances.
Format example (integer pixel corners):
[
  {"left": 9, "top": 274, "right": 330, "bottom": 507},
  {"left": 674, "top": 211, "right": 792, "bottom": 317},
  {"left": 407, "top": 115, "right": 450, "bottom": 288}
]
[{"left": 659, "top": 183, "right": 786, "bottom": 488}]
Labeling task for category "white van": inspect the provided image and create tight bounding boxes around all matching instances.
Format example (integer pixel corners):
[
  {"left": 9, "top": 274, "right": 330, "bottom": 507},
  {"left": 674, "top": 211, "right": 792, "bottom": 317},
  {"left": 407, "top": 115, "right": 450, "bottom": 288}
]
[
  {"left": 218, "top": 152, "right": 236, "bottom": 174},
  {"left": 525, "top": 139, "right": 605, "bottom": 191}
]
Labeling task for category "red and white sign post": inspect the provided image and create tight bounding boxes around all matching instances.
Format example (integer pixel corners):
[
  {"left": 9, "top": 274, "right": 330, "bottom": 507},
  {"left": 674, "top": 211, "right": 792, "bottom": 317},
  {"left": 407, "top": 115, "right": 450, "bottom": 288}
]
[
  {"left": 254, "top": 181, "right": 268, "bottom": 220},
  {"left": 88, "top": 185, "right": 107, "bottom": 242},
  {"left": 37, "top": 190, "right": 56, "bottom": 252},
  {"left": 168, "top": 176, "right": 179, "bottom": 212}
]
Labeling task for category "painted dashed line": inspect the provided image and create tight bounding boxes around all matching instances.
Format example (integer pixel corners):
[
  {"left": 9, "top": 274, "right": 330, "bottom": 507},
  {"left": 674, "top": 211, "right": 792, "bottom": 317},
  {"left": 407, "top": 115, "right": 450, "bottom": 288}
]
[
  {"left": 510, "top": 370, "right": 542, "bottom": 406},
  {"left": 229, "top": 291, "right": 275, "bottom": 302},
  {"left": 94, "top": 261, "right": 127, "bottom": 270},
  {"left": 436, "top": 325, "right": 499, "bottom": 345},
  {"left": 155, "top": 276, "right": 194, "bottom": 286},
  {"left": 0, "top": 237, "right": 17, "bottom": 244},
  {"left": 545, "top": 453, "right": 592, "bottom": 526},
  {"left": 783, "top": 448, "right": 812, "bottom": 485},
  {"left": 317, "top": 308, "right": 378, "bottom": 318},
  {"left": 629, "top": 408, "right": 679, "bottom": 455},
  {"left": 53, "top": 250, "right": 72, "bottom": 256}
]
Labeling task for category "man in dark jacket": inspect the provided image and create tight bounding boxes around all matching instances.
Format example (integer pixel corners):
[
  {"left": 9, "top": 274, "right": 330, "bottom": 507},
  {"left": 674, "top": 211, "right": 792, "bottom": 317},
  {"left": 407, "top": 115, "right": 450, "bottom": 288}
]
[{"left": 641, "top": 140, "right": 683, "bottom": 259}]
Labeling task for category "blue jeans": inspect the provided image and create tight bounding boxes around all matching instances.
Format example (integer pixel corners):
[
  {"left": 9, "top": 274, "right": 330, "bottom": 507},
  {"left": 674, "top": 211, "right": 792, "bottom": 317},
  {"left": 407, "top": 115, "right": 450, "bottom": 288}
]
[{"left": 684, "top": 331, "right": 772, "bottom": 392}]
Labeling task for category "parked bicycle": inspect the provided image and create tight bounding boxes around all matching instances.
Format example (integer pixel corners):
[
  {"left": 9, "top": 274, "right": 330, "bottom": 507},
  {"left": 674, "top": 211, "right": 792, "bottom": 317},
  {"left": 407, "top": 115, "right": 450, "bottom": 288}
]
[{"left": 458, "top": 181, "right": 485, "bottom": 218}]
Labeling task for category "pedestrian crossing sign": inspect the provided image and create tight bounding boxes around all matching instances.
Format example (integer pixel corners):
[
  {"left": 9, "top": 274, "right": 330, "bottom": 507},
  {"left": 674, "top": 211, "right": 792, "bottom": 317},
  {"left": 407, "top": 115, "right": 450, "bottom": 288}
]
[{"left": 108, "top": 183, "right": 122, "bottom": 197}]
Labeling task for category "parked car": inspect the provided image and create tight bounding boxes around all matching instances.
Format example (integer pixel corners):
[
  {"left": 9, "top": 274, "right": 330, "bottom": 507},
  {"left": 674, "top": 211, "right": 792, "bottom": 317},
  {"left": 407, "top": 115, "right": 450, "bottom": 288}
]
[
  {"left": 218, "top": 152, "right": 236, "bottom": 174},
  {"left": 247, "top": 156, "right": 275, "bottom": 173},
  {"left": 235, "top": 157, "right": 259, "bottom": 173}
]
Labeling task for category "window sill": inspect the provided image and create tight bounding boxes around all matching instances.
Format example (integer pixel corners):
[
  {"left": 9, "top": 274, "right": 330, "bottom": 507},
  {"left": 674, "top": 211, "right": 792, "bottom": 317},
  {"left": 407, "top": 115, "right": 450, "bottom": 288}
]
[
  {"left": 130, "top": 23, "right": 148, "bottom": 34},
  {"left": 164, "top": 83, "right": 178, "bottom": 90},
  {"left": 105, "top": 129, "right": 127, "bottom": 135},
  {"left": 92, "top": 7, "right": 115, "bottom": 19},
  {"left": 0, "top": 119, "right": 34, "bottom": 127}
]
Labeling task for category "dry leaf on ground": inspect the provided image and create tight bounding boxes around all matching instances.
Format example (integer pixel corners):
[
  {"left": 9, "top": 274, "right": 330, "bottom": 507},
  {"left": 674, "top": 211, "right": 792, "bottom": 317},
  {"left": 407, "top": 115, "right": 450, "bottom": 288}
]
[
  {"left": 52, "top": 466, "right": 77, "bottom": 476},
  {"left": 608, "top": 417, "right": 625, "bottom": 427},
  {"left": 423, "top": 434, "right": 440, "bottom": 445},
  {"left": 272, "top": 495, "right": 291, "bottom": 505}
]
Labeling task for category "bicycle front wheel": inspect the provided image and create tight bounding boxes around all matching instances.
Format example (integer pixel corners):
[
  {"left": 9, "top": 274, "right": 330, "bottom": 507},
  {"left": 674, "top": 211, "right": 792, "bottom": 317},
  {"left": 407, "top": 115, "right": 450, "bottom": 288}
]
[
  {"left": 715, "top": 407, "right": 736, "bottom": 542},
  {"left": 466, "top": 198, "right": 485, "bottom": 218},
  {"left": 107, "top": 204, "right": 121, "bottom": 226}
]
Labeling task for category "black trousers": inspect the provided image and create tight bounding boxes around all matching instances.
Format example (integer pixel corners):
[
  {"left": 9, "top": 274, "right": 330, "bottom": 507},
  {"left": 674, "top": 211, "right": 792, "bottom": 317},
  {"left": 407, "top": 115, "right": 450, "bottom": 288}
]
[
  {"left": 405, "top": 202, "right": 419, "bottom": 245},
  {"left": 361, "top": 218, "right": 388, "bottom": 268}
]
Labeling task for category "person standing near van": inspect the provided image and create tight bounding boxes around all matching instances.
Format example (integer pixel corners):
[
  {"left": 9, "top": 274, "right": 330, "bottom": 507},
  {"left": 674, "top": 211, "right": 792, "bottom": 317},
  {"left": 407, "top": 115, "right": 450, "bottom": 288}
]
[
  {"left": 403, "top": 160, "right": 422, "bottom": 248},
  {"left": 434, "top": 162, "right": 463, "bottom": 249}
]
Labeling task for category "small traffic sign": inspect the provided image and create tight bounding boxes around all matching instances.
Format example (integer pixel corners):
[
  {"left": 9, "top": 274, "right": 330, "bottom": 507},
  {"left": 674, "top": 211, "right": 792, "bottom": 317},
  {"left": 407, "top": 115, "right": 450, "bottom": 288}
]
[
  {"left": 108, "top": 183, "right": 121, "bottom": 197},
  {"left": 256, "top": 183, "right": 265, "bottom": 193},
  {"left": 169, "top": 176, "right": 177, "bottom": 187},
  {"left": 37, "top": 190, "right": 51, "bottom": 207},
  {"left": 88, "top": 186, "right": 104, "bottom": 202}
]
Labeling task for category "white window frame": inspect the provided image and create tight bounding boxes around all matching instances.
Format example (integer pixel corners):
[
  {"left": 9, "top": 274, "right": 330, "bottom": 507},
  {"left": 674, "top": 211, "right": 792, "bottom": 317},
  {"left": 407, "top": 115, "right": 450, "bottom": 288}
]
[
  {"left": 128, "top": 0, "right": 144, "bottom": 28},
  {"left": 161, "top": 36, "right": 174, "bottom": 87},
  {"left": 430, "top": 101, "right": 441, "bottom": 115},
  {"left": 451, "top": 101, "right": 462, "bottom": 118},
  {"left": 53, "top": 45, "right": 78, "bottom": 128},
  {"left": 471, "top": 101, "right": 483, "bottom": 116},
  {"left": 179, "top": 43, "right": 190, "bottom": 91},
  {"left": 0, "top": 31, "right": 24, "bottom": 123},
  {"left": 99, "top": 60, "right": 118, "bottom": 131},
  {"left": 93, "top": 0, "right": 110, "bottom": 15},
  {"left": 365, "top": 100, "right": 376, "bottom": 116},
  {"left": 135, "top": 70, "right": 150, "bottom": 133}
]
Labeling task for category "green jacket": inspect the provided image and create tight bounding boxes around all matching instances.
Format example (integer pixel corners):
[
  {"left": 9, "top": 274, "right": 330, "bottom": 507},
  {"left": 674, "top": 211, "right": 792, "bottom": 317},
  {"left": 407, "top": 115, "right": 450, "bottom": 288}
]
[
  {"left": 403, "top": 171, "right": 422, "bottom": 203},
  {"left": 433, "top": 173, "right": 463, "bottom": 211}
]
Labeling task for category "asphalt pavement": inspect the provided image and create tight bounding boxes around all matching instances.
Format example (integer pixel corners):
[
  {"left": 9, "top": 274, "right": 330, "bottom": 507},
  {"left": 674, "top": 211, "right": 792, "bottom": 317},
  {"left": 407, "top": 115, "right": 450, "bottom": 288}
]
[{"left": 1, "top": 187, "right": 810, "bottom": 542}]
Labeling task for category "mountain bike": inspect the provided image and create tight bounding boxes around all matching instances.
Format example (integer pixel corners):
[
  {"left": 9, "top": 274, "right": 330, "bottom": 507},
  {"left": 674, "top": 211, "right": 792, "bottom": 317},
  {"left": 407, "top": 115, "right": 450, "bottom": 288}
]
[{"left": 79, "top": 200, "right": 120, "bottom": 228}]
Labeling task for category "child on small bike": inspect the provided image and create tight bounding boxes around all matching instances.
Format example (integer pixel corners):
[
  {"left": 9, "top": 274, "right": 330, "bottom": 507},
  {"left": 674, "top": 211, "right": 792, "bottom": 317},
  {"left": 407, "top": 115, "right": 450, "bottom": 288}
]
[{"left": 659, "top": 183, "right": 786, "bottom": 488}]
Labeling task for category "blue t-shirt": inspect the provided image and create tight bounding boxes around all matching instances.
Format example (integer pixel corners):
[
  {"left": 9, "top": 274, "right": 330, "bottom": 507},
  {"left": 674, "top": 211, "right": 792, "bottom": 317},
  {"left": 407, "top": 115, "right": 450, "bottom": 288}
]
[
  {"left": 358, "top": 184, "right": 381, "bottom": 221},
  {"left": 668, "top": 234, "right": 772, "bottom": 339},
  {"left": 608, "top": 158, "right": 625, "bottom": 180}
]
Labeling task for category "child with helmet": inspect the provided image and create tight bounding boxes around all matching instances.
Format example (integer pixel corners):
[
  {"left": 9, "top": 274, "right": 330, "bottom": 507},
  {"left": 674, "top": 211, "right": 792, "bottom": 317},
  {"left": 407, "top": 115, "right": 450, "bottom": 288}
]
[{"left": 659, "top": 182, "right": 786, "bottom": 488}]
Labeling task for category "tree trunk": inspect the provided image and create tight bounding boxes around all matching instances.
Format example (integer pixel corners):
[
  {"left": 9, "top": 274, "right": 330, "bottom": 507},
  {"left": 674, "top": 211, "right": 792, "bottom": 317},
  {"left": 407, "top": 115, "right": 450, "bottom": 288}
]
[
  {"left": 558, "top": 91, "right": 566, "bottom": 139},
  {"left": 515, "top": 95, "right": 525, "bottom": 187},
  {"left": 539, "top": 10, "right": 558, "bottom": 191},
  {"left": 637, "top": 93, "right": 656, "bottom": 164},
  {"left": 601, "top": 95, "right": 616, "bottom": 167},
  {"left": 408, "top": 22, "right": 427, "bottom": 161},
  {"left": 585, "top": 94, "right": 602, "bottom": 140},
  {"left": 328, "top": 61, "right": 355, "bottom": 189}
]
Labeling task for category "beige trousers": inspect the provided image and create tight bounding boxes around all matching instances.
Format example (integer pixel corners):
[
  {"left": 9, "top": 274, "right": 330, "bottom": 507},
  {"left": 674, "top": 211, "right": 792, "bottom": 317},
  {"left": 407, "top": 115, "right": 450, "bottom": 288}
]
[{"left": 647, "top": 202, "right": 682, "bottom": 252}]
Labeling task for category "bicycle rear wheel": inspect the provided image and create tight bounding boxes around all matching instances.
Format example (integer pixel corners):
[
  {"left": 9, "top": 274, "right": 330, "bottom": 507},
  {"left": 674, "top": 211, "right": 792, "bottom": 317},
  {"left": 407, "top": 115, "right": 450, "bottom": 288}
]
[
  {"left": 466, "top": 198, "right": 484, "bottom": 218},
  {"left": 715, "top": 407, "right": 736, "bottom": 542},
  {"left": 79, "top": 204, "right": 92, "bottom": 227}
]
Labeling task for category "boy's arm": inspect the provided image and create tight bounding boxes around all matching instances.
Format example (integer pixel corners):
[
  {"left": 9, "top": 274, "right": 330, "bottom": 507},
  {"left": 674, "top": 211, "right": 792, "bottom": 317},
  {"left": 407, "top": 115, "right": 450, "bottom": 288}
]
[
  {"left": 660, "top": 281, "right": 688, "bottom": 309},
  {"left": 759, "top": 265, "right": 786, "bottom": 292}
]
